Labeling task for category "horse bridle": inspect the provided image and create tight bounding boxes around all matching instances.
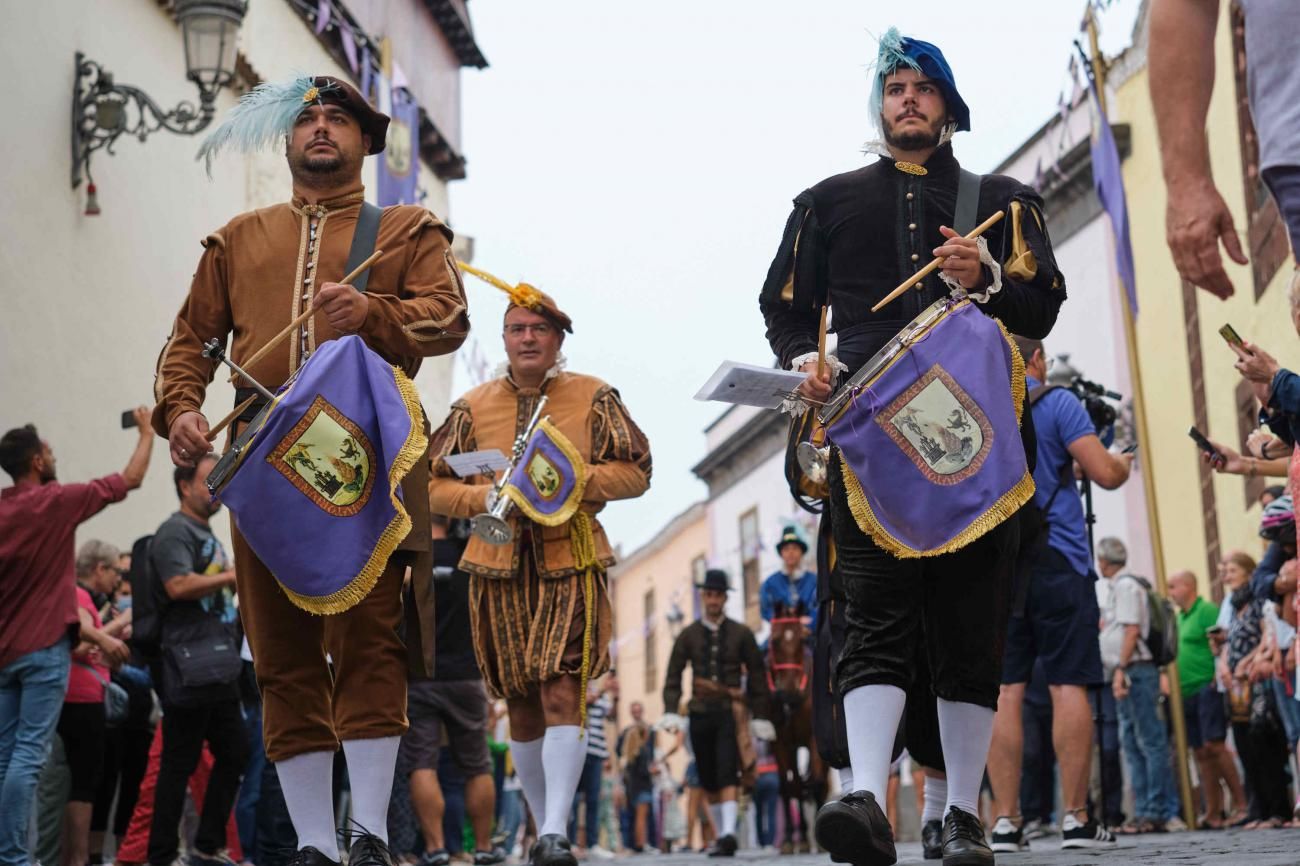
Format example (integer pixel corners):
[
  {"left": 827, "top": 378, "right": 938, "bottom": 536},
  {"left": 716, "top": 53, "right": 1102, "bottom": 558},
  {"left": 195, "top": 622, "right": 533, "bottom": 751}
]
[{"left": 767, "top": 615, "right": 810, "bottom": 693}]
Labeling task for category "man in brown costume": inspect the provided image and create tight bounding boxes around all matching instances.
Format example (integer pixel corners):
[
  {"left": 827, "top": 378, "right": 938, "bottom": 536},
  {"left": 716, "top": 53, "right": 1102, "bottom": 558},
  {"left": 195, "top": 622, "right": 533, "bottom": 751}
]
[
  {"left": 428, "top": 273, "right": 651, "bottom": 866},
  {"left": 154, "top": 75, "right": 469, "bottom": 866}
]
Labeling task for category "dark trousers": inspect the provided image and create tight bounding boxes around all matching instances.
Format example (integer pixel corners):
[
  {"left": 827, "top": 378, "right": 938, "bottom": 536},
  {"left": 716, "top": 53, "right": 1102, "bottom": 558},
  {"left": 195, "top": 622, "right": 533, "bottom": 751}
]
[
  {"left": 148, "top": 701, "right": 250, "bottom": 866},
  {"left": 568, "top": 753, "right": 604, "bottom": 847},
  {"left": 1232, "top": 719, "right": 1291, "bottom": 821},
  {"left": 1019, "top": 698, "right": 1056, "bottom": 824},
  {"left": 91, "top": 722, "right": 155, "bottom": 837}
]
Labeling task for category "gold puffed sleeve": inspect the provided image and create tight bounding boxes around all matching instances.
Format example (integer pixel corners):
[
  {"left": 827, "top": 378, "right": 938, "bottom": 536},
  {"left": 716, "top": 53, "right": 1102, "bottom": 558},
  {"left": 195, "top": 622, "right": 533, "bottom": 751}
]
[
  {"left": 427, "top": 399, "right": 494, "bottom": 518},
  {"left": 584, "top": 386, "right": 652, "bottom": 504}
]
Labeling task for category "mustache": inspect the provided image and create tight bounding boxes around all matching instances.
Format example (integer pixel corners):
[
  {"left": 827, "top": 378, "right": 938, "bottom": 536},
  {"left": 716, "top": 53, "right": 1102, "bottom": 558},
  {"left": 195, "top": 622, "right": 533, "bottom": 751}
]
[
  {"left": 307, "top": 137, "right": 338, "bottom": 150},
  {"left": 895, "top": 111, "right": 927, "bottom": 122}
]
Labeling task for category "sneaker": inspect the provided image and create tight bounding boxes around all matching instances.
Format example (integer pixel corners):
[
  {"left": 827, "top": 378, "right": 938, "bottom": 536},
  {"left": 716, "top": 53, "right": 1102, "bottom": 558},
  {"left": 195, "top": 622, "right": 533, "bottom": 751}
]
[
  {"left": 586, "top": 847, "right": 615, "bottom": 861},
  {"left": 419, "top": 851, "right": 451, "bottom": 866},
  {"left": 813, "top": 791, "right": 896, "bottom": 866},
  {"left": 1021, "top": 818, "right": 1046, "bottom": 841},
  {"left": 704, "top": 836, "right": 735, "bottom": 858},
  {"left": 286, "top": 849, "right": 342, "bottom": 866},
  {"left": 921, "top": 819, "right": 943, "bottom": 860},
  {"left": 988, "top": 817, "right": 1027, "bottom": 853},
  {"left": 1165, "top": 816, "right": 1190, "bottom": 833},
  {"left": 472, "top": 849, "right": 506, "bottom": 866},
  {"left": 187, "top": 853, "right": 239, "bottom": 866},
  {"left": 941, "top": 807, "right": 993, "bottom": 866},
  {"left": 1060, "top": 815, "right": 1116, "bottom": 849}
]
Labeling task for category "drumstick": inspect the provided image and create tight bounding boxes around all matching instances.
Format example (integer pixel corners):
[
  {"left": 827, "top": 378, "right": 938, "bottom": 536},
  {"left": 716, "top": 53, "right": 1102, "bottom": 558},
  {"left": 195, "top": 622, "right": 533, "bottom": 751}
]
[
  {"left": 205, "top": 394, "right": 259, "bottom": 442},
  {"left": 870, "top": 211, "right": 1005, "bottom": 313},
  {"left": 230, "top": 249, "right": 385, "bottom": 383},
  {"left": 816, "top": 305, "right": 828, "bottom": 380}
]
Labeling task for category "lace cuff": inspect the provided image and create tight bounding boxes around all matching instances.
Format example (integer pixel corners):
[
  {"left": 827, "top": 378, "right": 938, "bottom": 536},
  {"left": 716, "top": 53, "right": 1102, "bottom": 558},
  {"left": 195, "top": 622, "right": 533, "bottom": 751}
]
[
  {"left": 781, "top": 353, "right": 849, "bottom": 417},
  {"left": 939, "top": 236, "right": 1003, "bottom": 302}
]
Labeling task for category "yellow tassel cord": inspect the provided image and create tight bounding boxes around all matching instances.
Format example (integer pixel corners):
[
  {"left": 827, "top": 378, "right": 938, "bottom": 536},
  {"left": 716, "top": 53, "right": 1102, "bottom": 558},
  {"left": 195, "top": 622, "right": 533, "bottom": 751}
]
[
  {"left": 571, "top": 511, "right": 600, "bottom": 736},
  {"left": 456, "top": 260, "right": 544, "bottom": 312},
  {"left": 279, "top": 366, "right": 428, "bottom": 614}
]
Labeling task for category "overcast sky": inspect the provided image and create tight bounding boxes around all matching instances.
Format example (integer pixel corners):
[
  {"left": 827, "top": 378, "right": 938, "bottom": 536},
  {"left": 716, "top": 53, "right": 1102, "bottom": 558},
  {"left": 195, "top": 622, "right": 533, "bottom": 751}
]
[{"left": 448, "top": 0, "right": 1141, "bottom": 553}]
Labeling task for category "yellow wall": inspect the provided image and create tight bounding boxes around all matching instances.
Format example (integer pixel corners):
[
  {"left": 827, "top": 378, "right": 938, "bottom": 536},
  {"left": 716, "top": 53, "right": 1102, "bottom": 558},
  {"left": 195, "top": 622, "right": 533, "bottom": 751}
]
[{"left": 1117, "top": 6, "right": 1294, "bottom": 594}]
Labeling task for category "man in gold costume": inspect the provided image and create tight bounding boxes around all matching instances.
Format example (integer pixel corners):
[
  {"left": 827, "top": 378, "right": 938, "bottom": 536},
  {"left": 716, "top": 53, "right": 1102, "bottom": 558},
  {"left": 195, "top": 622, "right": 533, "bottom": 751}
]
[{"left": 428, "top": 271, "right": 651, "bottom": 866}]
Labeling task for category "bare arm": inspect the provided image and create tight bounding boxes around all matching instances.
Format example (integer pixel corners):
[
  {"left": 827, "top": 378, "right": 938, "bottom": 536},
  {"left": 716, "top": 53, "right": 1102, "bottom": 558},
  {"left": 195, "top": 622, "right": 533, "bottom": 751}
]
[
  {"left": 121, "top": 406, "right": 155, "bottom": 490},
  {"left": 77, "top": 606, "right": 129, "bottom": 666},
  {"left": 163, "top": 569, "right": 236, "bottom": 602},
  {"left": 1066, "top": 434, "right": 1132, "bottom": 490}
]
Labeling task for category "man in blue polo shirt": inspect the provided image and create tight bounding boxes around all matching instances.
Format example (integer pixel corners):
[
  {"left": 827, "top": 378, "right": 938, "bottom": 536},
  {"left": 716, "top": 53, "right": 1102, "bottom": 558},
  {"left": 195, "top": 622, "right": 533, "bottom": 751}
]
[{"left": 987, "top": 337, "right": 1133, "bottom": 853}]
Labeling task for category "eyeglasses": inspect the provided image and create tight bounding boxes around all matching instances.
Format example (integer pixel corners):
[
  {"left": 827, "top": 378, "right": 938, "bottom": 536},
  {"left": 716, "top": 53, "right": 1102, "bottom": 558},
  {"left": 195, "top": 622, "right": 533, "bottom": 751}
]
[{"left": 504, "top": 323, "right": 554, "bottom": 338}]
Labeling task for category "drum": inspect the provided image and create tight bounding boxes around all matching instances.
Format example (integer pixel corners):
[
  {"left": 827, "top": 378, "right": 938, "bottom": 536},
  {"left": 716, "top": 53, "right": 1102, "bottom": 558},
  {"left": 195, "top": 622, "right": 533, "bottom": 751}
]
[{"left": 205, "top": 397, "right": 281, "bottom": 496}]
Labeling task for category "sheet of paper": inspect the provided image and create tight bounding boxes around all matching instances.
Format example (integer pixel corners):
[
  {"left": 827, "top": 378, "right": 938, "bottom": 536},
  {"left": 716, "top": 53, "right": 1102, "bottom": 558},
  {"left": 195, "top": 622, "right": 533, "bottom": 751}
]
[
  {"left": 444, "top": 449, "right": 510, "bottom": 478},
  {"left": 694, "top": 361, "right": 806, "bottom": 409}
]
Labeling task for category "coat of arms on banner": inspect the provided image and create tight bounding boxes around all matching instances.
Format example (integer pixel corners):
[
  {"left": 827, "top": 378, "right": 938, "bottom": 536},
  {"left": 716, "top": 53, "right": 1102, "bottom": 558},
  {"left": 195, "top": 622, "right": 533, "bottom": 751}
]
[
  {"left": 269, "top": 395, "right": 378, "bottom": 516},
  {"left": 526, "top": 451, "right": 563, "bottom": 500},
  {"left": 878, "top": 365, "right": 993, "bottom": 483}
]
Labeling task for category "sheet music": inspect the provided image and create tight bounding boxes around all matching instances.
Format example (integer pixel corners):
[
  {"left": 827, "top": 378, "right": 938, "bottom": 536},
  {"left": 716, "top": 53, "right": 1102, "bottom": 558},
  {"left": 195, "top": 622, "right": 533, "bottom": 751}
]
[
  {"left": 444, "top": 449, "right": 510, "bottom": 478},
  {"left": 694, "top": 361, "right": 806, "bottom": 409}
]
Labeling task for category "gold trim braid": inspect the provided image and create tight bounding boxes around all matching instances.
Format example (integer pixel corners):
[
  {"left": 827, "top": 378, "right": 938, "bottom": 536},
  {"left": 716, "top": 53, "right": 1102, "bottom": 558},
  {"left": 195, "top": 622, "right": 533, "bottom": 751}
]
[
  {"left": 279, "top": 365, "right": 428, "bottom": 614},
  {"left": 572, "top": 511, "right": 599, "bottom": 735}
]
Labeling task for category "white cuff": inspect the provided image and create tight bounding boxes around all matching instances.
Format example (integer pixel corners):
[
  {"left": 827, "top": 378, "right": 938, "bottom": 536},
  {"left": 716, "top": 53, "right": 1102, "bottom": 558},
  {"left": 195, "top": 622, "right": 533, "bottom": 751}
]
[
  {"left": 789, "top": 351, "right": 849, "bottom": 377},
  {"left": 943, "top": 236, "right": 1003, "bottom": 303}
]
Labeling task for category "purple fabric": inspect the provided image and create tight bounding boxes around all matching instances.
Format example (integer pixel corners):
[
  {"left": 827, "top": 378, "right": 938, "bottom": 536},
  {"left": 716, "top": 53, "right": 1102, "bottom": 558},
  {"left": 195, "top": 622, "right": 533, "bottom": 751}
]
[
  {"left": 826, "top": 302, "right": 1027, "bottom": 554},
  {"left": 340, "top": 23, "right": 359, "bottom": 73},
  {"left": 219, "top": 336, "right": 413, "bottom": 601},
  {"left": 506, "top": 425, "right": 580, "bottom": 519},
  {"left": 1089, "top": 86, "right": 1138, "bottom": 316},
  {"left": 376, "top": 88, "right": 420, "bottom": 207},
  {"left": 314, "top": 0, "right": 330, "bottom": 35}
]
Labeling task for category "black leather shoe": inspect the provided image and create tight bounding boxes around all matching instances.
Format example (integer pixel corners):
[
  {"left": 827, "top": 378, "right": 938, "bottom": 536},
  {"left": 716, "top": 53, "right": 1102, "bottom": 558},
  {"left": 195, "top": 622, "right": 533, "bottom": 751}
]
[
  {"left": 529, "top": 834, "right": 577, "bottom": 866},
  {"left": 922, "top": 818, "right": 944, "bottom": 860},
  {"left": 941, "top": 807, "right": 993, "bottom": 866},
  {"left": 705, "top": 834, "right": 737, "bottom": 857},
  {"left": 347, "top": 836, "right": 395, "bottom": 866},
  {"left": 813, "top": 791, "right": 896, "bottom": 866},
  {"left": 286, "top": 849, "right": 340, "bottom": 866}
]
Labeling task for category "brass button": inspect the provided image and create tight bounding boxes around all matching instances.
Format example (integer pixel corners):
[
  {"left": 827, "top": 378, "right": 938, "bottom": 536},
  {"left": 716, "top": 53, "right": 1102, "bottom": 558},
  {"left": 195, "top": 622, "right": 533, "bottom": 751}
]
[
  {"left": 909, "top": 223, "right": 917, "bottom": 231},
  {"left": 906, "top": 192, "right": 914, "bottom": 201},
  {"left": 911, "top": 253, "right": 920, "bottom": 262}
]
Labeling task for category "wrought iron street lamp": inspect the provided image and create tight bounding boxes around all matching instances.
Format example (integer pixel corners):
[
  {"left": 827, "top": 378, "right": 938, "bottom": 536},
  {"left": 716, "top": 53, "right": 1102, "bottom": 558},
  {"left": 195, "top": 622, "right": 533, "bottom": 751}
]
[{"left": 71, "top": 0, "right": 248, "bottom": 211}]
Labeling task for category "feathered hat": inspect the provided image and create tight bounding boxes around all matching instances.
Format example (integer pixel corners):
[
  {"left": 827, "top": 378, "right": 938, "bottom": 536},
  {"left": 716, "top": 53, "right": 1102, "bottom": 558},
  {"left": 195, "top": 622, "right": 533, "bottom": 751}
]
[
  {"left": 870, "top": 28, "right": 970, "bottom": 133},
  {"left": 196, "top": 75, "right": 390, "bottom": 175},
  {"left": 457, "top": 261, "right": 574, "bottom": 334}
]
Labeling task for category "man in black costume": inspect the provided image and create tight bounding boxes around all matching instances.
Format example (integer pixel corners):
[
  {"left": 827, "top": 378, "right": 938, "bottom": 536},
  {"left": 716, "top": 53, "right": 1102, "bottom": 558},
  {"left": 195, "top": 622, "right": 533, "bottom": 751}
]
[{"left": 760, "top": 28, "right": 1065, "bottom": 866}]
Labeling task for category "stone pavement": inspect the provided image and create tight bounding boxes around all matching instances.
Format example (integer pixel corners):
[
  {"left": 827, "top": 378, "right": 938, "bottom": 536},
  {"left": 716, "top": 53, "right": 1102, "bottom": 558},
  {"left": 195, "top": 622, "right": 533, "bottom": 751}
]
[{"left": 613, "top": 827, "right": 1300, "bottom": 865}]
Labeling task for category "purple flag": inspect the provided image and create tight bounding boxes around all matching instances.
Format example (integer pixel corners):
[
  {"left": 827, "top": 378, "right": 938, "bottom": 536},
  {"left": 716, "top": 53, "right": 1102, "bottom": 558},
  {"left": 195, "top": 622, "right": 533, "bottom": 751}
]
[
  {"left": 314, "top": 0, "right": 330, "bottom": 34},
  {"left": 826, "top": 301, "right": 1033, "bottom": 557},
  {"left": 340, "top": 22, "right": 359, "bottom": 73},
  {"left": 217, "top": 336, "right": 427, "bottom": 614},
  {"left": 501, "top": 419, "right": 587, "bottom": 526},
  {"left": 359, "top": 46, "right": 373, "bottom": 103},
  {"left": 376, "top": 87, "right": 420, "bottom": 206},
  {"left": 1088, "top": 86, "right": 1138, "bottom": 315}
]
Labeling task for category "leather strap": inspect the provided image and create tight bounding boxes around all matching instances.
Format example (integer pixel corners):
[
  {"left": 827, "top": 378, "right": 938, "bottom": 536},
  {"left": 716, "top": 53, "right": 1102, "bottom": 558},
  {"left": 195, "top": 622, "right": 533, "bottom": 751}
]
[
  {"left": 954, "top": 168, "right": 982, "bottom": 236},
  {"left": 346, "top": 201, "right": 383, "bottom": 293}
]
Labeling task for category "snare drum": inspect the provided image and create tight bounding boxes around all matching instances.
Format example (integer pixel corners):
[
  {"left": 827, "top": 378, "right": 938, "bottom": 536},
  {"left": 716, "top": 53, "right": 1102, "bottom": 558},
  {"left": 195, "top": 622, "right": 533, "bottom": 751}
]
[{"left": 205, "top": 398, "right": 280, "bottom": 497}]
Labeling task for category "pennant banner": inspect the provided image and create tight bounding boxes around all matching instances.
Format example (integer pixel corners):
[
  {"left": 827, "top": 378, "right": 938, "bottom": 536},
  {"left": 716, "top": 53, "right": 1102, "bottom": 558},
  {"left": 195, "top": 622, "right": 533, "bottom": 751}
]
[
  {"left": 1088, "top": 85, "right": 1138, "bottom": 316},
  {"left": 826, "top": 302, "right": 1033, "bottom": 557},
  {"left": 501, "top": 418, "right": 588, "bottom": 527},
  {"left": 377, "top": 86, "right": 420, "bottom": 206},
  {"left": 218, "top": 336, "right": 427, "bottom": 614}
]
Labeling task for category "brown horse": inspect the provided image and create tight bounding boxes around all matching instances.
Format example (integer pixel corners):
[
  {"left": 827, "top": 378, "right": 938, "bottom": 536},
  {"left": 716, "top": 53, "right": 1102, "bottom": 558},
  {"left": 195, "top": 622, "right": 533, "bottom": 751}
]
[{"left": 767, "top": 601, "right": 828, "bottom": 853}]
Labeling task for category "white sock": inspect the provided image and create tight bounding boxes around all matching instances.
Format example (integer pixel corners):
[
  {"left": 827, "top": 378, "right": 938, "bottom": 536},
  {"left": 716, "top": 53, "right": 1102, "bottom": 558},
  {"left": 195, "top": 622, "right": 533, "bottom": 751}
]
[
  {"left": 936, "top": 698, "right": 995, "bottom": 817},
  {"left": 922, "top": 774, "right": 948, "bottom": 824},
  {"left": 720, "top": 800, "right": 737, "bottom": 837},
  {"left": 539, "top": 726, "right": 586, "bottom": 837},
  {"left": 341, "top": 736, "right": 401, "bottom": 844},
  {"left": 842, "top": 684, "right": 906, "bottom": 801},
  {"left": 510, "top": 737, "right": 547, "bottom": 830},
  {"left": 709, "top": 803, "right": 722, "bottom": 833},
  {"left": 838, "top": 766, "right": 855, "bottom": 794},
  {"left": 275, "top": 750, "right": 340, "bottom": 860}
]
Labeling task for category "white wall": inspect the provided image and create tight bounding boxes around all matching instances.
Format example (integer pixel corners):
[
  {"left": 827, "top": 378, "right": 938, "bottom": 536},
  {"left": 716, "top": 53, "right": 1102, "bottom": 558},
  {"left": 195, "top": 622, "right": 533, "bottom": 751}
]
[{"left": 0, "top": 0, "right": 453, "bottom": 554}]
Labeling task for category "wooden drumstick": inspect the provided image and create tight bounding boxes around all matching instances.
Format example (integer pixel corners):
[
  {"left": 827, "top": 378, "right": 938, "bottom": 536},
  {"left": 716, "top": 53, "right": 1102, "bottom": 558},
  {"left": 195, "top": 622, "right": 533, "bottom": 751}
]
[
  {"left": 231, "top": 249, "right": 384, "bottom": 383},
  {"left": 870, "top": 210, "right": 1005, "bottom": 313},
  {"left": 816, "top": 305, "right": 828, "bottom": 380},
  {"left": 205, "top": 394, "right": 259, "bottom": 442}
]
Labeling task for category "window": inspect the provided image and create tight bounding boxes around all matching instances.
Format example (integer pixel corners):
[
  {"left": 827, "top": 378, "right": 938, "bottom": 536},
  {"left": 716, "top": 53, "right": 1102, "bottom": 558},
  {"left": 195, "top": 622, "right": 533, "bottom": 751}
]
[
  {"left": 691, "top": 555, "right": 707, "bottom": 620},
  {"left": 643, "top": 588, "right": 656, "bottom": 695},
  {"left": 739, "top": 508, "right": 761, "bottom": 629}
]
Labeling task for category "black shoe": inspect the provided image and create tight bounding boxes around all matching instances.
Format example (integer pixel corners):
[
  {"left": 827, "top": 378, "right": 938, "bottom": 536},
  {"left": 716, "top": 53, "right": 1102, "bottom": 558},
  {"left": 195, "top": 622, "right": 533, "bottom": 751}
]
[
  {"left": 941, "top": 807, "right": 992, "bottom": 866},
  {"left": 473, "top": 849, "right": 507, "bottom": 866},
  {"left": 529, "top": 834, "right": 578, "bottom": 866},
  {"left": 1060, "top": 816, "right": 1116, "bottom": 848},
  {"left": 921, "top": 819, "right": 944, "bottom": 860},
  {"left": 705, "top": 834, "right": 737, "bottom": 857},
  {"left": 286, "top": 848, "right": 341, "bottom": 866},
  {"left": 348, "top": 835, "right": 396, "bottom": 866},
  {"left": 813, "top": 791, "right": 896, "bottom": 866}
]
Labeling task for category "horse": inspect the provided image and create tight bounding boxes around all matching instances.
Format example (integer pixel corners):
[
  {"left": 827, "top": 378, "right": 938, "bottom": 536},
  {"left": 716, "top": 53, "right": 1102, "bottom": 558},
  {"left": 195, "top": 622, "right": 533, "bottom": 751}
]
[{"left": 767, "top": 600, "right": 828, "bottom": 853}]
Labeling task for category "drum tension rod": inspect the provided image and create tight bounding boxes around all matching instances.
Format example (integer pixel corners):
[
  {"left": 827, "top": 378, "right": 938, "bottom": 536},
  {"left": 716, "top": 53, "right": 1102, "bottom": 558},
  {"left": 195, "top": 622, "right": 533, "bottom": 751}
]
[{"left": 202, "top": 339, "right": 276, "bottom": 403}]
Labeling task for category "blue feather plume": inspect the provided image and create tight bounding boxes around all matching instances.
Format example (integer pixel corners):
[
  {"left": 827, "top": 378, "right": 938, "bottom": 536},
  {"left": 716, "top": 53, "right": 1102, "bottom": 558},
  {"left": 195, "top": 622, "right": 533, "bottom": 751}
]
[
  {"left": 196, "top": 75, "right": 337, "bottom": 176},
  {"left": 869, "top": 27, "right": 921, "bottom": 127}
]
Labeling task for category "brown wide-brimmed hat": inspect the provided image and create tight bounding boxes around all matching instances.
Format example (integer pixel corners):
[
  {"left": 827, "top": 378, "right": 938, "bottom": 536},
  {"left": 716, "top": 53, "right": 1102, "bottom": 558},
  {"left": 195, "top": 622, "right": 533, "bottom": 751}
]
[{"left": 311, "top": 76, "right": 390, "bottom": 154}]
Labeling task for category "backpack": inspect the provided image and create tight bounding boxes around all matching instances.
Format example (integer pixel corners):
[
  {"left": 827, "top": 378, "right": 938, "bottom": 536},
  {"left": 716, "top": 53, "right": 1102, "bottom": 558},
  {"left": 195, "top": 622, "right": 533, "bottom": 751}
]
[
  {"left": 126, "top": 534, "right": 163, "bottom": 658},
  {"left": 1017, "top": 385, "right": 1072, "bottom": 554},
  {"left": 1121, "top": 574, "right": 1180, "bottom": 667}
]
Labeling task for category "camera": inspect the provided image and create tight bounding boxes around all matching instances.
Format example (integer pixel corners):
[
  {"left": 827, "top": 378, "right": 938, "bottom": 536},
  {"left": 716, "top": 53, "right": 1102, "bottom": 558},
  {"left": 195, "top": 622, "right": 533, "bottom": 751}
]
[{"left": 1065, "top": 376, "right": 1121, "bottom": 437}]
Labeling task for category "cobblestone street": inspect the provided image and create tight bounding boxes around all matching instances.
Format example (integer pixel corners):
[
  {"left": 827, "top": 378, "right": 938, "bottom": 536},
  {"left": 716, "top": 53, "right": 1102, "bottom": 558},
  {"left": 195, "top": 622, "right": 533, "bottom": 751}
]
[{"left": 617, "top": 828, "right": 1300, "bottom": 865}]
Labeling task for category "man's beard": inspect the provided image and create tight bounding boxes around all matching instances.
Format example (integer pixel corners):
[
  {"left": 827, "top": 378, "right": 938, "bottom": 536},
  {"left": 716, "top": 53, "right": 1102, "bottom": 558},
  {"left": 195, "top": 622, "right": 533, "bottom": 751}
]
[
  {"left": 288, "top": 143, "right": 357, "bottom": 188},
  {"left": 882, "top": 115, "right": 944, "bottom": 151},
  {"left": 39, "top": 465, "right": 56, "bottom": 483}
]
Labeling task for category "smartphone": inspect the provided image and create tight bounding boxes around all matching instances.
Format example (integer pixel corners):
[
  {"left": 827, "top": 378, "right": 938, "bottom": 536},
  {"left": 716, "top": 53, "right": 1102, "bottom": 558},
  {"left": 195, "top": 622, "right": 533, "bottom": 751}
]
[
  {"left": 1188, "top": 426, "right": 1222, "bottom": 460},
  {"left": 1219, "top": 324, "right": 1251, "bottom": 353},
  {"left": 120, "top": 409, "right": 138, "bottom": 430},
  {"left": 1122, "top": 443, "right": 1139, "bottom": 455}
]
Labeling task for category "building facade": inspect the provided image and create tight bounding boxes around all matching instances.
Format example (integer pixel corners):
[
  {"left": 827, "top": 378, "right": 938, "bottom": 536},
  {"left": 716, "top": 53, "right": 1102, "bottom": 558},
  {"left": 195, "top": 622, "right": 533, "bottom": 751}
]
[{"left": 0, "top": 0, "right": 484, "bottom": 551}]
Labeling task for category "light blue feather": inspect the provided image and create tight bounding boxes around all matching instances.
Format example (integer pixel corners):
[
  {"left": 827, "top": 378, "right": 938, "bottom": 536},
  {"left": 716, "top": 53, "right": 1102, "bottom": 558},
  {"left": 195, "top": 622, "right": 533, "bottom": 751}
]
[
  {"left": 869, "top": 27, "right": 921, "bottom": 126},
  {"left": 196, "top": 76, "right": 337, "bottom": 176}
]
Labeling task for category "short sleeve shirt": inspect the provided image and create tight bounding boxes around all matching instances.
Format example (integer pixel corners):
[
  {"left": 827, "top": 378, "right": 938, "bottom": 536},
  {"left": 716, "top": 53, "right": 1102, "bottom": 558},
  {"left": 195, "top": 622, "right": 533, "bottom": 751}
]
[
  {"left": 65, "top": 586, "right": 108, "bottom": 704},
  {"left": 1177, "top": 596, "right": 1221, "bottom": 696},
  {"left": 1028, "top": 377, "right": 1096, "bottom": 576},
  {"left": 148, "top": 511, "right": 233, "bottom": 639},
  {"left": 1238, "top": 0, "right": 1300, "bottom": 171},
  {"left": 1099, "top": 574, "right": 1150, "bottom": 671}
]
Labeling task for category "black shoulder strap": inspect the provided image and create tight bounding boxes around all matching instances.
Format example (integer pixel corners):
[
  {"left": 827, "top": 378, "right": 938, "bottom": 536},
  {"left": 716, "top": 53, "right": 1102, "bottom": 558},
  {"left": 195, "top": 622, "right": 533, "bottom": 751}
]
[
  {"left": 346, "top": 202, "right": 383, "bottom": 293},
  {"left": 954, "top": 169, "right": 982, "bottom": 236},
  {"left": 1026, "top": 384, "right": 1074, "bottom": 511}
]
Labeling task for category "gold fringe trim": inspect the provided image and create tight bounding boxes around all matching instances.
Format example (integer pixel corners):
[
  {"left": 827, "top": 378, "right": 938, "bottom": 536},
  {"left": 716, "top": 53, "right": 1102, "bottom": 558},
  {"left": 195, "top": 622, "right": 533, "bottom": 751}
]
[
  {"left": 502, "top": 419, "right": 589, "bottom": 527},
  {"left": 996, "top": 320, "right": 1028, "bottom": 427},
  {"left": 572, "top": 511, "right": 599, "bottom": 736},
  {"left": 839, "top": 454, "right": 1036, "bottom": 559},
  {"left": 279, "top": 365, "right": 428, "bottom": 615}
]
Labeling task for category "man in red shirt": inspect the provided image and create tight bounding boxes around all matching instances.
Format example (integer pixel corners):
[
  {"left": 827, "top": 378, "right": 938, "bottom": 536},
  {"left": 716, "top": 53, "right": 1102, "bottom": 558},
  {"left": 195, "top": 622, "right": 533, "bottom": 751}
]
[{"left": 0, "top": 409, "right": 153, "bottom": 866}]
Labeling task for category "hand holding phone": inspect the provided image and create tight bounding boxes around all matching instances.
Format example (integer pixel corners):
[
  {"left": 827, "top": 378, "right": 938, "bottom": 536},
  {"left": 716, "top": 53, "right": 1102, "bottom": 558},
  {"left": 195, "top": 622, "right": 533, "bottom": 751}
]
[
  {"left": 1188, "top": 427, "right": 1224, "bottom": 465},
  {"left": 1219, "top": 324, "right": 1249, "bottom": 352}
]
